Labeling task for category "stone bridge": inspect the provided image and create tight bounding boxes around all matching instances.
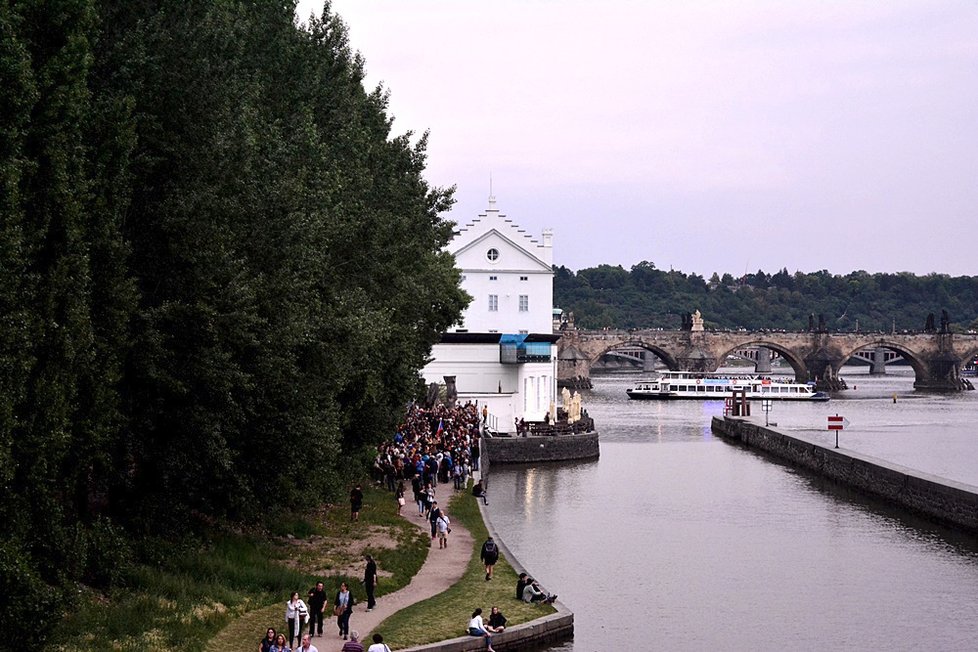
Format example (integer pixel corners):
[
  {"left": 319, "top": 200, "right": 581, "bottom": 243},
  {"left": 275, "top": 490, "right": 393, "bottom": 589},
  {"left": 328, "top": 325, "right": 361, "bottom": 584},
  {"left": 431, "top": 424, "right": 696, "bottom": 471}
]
[{"left": 558, "top": 329, "right": 978, "bottom": 391}]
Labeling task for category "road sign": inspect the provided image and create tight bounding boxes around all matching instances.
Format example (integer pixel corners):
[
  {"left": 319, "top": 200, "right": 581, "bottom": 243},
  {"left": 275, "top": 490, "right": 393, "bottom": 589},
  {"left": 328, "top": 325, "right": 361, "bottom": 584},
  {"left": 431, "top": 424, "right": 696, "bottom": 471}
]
[{"left": 827, "top": 415, "right": 850, "bottom": 431}]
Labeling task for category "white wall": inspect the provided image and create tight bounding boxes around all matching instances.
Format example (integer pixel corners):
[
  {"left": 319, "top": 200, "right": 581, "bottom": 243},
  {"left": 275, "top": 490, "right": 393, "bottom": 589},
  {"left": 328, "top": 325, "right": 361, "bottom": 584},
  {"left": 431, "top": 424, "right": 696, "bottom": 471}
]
[
  {"left": 422, "top": 342, "right": 558, "bottom": 430},
  {"left": 448, "top": 198, "right": 553, "bottom": 334}
]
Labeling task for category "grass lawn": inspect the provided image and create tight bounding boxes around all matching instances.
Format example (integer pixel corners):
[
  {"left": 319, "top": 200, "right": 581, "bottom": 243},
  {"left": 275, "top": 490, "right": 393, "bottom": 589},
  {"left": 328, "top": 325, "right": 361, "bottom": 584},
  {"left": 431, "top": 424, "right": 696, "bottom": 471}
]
[
  {"left": 375, "top": 488, "right": 556, "bottom": 649},
  {"left": 49, "top": 484, "right": 428, "bottom": 651}
]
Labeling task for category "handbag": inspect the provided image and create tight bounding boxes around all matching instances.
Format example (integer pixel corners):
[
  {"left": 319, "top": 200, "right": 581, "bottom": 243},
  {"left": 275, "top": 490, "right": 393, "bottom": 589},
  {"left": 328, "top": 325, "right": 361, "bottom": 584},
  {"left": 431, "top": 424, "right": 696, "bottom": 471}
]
[
  {"left": 333, "top": 604, "right": 345, "bottom": 617},
  {"left": 397, "top": 496, "right": 405, "bottom": 506}
]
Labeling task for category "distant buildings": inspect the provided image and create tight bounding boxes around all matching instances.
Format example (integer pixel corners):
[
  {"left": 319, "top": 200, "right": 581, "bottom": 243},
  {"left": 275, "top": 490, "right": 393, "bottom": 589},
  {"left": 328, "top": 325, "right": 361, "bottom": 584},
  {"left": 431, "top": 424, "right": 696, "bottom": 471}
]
[{"left": 422, "top": 197, "right": 558, "bottom": 432}]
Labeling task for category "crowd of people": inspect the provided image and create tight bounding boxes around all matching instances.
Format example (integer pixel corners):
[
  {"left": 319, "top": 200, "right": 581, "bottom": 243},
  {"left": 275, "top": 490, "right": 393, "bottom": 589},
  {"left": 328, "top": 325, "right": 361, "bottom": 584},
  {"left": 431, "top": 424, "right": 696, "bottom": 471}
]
[
  {"left": 372, "top": 401, "right": 483, "bottom": 495},
  {"left": 258, "top": 400, "right": 560, "bottom": 651}
]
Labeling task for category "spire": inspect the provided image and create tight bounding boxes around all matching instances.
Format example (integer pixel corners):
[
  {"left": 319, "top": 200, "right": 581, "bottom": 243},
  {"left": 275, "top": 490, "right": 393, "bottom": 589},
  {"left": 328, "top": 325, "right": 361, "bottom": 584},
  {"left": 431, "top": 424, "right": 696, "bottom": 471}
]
[{"left": 488, "top": 170, "right": 496, "bottom": 209}]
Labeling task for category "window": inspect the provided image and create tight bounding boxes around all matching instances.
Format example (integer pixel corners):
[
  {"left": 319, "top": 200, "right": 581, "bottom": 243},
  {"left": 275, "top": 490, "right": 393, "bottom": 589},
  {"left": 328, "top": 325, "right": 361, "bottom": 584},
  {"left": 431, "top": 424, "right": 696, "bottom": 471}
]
[
  {"left": 488, "top": 294, "right": 498, "bottom": 311},
  {"left": 520, "top": 276, "right": 528, "bottom": 281},
  {"left": 489, "top": 275, "right": 497, "bottom": 281},
  {"left": 519, "top": 295, "right": 528, "bottom": 312},
  {"left": 486, "top": 248, "right": 499, "bottom": 262}
]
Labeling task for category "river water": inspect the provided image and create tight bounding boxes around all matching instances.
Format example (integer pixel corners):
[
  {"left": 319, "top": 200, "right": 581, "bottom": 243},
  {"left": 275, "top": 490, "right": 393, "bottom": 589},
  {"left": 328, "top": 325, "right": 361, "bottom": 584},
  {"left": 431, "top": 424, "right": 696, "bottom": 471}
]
[{"left": 484, "top": 368, "right": 978, "bottom": 651}]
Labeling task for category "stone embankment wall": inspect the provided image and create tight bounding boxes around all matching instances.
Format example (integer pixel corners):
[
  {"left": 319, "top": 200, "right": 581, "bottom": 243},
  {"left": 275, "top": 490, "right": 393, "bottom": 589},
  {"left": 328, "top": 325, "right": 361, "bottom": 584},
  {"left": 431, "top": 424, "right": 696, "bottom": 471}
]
[
  {"left": 712, "top": 416, "right": 978, "bottom": 534},
  {"left": 481, "top": 431, "right": 600, "bottom": 464},
  {"left": 401, "top": 608, "right": 573, "bottom": 652}
]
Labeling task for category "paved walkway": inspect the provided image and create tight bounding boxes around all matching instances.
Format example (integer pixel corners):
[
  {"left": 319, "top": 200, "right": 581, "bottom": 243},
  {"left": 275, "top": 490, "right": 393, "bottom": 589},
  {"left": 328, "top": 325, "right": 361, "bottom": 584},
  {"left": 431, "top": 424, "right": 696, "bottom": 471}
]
[{"left": 318, "top": 495, "right": 475, "bottom": 645}]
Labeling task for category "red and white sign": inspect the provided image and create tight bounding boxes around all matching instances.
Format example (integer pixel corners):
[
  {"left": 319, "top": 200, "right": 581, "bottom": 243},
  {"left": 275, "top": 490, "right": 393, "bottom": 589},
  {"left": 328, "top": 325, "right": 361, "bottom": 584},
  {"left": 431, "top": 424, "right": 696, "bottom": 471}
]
[{"left": 827, "top": 415, "right": 849, "bottom": 431}]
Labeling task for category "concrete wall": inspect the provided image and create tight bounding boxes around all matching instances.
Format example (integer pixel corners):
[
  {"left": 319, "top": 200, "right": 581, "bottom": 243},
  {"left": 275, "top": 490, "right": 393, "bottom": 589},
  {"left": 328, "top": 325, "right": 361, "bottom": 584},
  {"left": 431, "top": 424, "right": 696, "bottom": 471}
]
[
  {"left": 482, "top": 432, "right": 600, "bottom": 465},
  {"left": 398, "top": 609, "right": 573, "bottom": 652},
  {"left": 711, "top": 416, "right": 978, "bottom": 534}
]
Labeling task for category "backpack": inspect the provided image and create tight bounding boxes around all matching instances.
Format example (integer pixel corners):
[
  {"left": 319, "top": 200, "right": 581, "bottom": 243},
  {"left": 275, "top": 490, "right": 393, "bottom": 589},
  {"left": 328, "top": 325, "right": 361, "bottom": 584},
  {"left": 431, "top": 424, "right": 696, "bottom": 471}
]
[{"left": 483, "top": 540, "right": 496, "bottom": 554}]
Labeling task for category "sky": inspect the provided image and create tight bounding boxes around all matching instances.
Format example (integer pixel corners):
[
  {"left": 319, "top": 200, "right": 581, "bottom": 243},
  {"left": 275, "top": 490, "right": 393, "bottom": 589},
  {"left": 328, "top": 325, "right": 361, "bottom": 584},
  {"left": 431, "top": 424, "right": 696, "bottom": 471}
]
[{"left": 295, "top": 1, "right": 978, "bottom": 277}]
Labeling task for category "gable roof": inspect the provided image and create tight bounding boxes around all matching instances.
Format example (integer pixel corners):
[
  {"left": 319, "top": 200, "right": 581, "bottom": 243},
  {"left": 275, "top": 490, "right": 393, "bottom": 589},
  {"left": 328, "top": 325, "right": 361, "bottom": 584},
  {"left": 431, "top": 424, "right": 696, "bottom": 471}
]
[
  {"left": 452, "top": 228, "right": 552, "bottom": 272},
  {"left": 449, "top": 197, "right": 552, "bottom": 267}
]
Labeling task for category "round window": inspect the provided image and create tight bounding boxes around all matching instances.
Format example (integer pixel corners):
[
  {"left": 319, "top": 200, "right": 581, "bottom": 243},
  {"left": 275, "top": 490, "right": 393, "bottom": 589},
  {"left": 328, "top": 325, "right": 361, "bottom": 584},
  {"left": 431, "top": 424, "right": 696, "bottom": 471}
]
[{"left": 487, "top": 248, "right": 499, "bottom": 262}]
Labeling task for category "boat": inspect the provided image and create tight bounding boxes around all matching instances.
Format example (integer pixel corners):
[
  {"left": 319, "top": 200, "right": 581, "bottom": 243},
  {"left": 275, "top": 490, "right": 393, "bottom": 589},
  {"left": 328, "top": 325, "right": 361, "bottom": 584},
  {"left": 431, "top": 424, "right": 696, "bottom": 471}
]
[{"left": 626, "top": 371, "right": 830, "bottom": 401}]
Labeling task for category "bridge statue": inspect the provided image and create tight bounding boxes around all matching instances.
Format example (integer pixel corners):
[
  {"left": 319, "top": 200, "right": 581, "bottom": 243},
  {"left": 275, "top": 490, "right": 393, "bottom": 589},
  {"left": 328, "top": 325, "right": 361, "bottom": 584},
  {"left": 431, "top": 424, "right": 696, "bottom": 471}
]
[
  {"left": 691, "top": 309, "right": 704, "bottom": 332},
  {"left": 557, "top": 327, "right": 978, "bottom": 392}
]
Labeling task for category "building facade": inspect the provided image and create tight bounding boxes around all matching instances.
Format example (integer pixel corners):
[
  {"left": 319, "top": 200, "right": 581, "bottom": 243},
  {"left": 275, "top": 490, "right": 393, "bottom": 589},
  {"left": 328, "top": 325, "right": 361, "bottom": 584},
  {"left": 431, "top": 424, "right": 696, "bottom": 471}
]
[{"left": 422, "top": 197, "right": 558, "bottom": 432}]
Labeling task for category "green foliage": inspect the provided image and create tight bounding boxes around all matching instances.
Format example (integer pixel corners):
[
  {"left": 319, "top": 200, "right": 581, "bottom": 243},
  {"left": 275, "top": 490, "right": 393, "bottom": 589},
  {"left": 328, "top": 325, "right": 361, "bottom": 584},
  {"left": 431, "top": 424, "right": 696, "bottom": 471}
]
[
  {"left": 0, "top": 1, "right": 468, "bottom": 647},
  {"left": 557, "top": 263, "right": 978, "bottom": 332}
]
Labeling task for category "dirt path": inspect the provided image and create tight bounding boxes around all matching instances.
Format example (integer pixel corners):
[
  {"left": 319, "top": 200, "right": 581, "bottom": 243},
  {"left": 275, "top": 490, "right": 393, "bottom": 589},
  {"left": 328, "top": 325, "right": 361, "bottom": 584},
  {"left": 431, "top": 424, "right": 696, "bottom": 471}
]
[{"left": 321, "top": 504, "right": 474, "bottom": 645}]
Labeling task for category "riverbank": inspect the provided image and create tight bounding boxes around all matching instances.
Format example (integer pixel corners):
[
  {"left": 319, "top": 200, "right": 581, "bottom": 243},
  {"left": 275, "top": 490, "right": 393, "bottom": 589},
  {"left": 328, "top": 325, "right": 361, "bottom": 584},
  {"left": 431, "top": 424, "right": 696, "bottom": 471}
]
[{"left": 712, "top": 416, "right": 978, "bottom": 534}]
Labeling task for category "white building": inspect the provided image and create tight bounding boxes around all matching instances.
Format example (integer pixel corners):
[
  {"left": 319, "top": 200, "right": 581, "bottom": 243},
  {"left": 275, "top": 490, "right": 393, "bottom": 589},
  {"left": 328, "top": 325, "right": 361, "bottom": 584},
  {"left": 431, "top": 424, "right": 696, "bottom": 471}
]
[{"left": 422, "top": 197, "right": 558, "bottom": 432}]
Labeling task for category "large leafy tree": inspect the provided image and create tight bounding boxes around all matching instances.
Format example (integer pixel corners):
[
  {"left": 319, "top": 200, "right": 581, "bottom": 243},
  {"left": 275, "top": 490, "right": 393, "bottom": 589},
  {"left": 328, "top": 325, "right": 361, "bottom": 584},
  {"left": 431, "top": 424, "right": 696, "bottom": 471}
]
[{"left": 1, "top": 0, "right": 468, "bottom": 643}]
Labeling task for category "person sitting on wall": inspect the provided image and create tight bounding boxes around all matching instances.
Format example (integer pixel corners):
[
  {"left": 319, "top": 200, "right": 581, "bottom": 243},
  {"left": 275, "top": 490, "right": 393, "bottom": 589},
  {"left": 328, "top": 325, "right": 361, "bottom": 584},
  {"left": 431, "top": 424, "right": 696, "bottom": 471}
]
[
  {"left": 472, "top": 479, "right": 488, "bottom": 505},
  {"left": 486, "top": 606, "right": 507, "bottom": 633},
  {"left": 522, "top": 578, "right": 557, "bottom": 604}
]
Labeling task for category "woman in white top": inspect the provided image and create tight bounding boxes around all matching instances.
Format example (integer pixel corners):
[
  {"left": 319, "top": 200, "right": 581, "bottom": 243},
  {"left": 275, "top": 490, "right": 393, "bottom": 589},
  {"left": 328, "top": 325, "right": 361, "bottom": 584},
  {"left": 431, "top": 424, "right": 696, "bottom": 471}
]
[
  {"left": 367, "top": 632, "right": 391, "bottom": 652},
  {"left": 467, "top": 608, "right": 495, "bottom": 652},
  {"left": 285, "top": 591, "right": 308, "bottom": 648}
]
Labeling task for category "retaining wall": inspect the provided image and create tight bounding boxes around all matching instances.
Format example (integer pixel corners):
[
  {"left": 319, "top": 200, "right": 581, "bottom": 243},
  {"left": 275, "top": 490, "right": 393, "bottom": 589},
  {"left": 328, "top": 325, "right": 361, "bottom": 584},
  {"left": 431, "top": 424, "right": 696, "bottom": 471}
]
[
  {"left": 712, "top": 416, "right": 978, "bottom": 534},
  {"left": 481, "top": 431, "right": 599, "bottom": 465}
]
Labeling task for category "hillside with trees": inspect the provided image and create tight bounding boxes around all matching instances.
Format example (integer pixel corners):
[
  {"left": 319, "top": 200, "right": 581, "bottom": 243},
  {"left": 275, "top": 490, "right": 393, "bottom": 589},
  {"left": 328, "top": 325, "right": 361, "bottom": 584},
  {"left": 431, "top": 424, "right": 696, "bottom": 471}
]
[
  {"left": 0, "top": 1, "right": 467, "bottom": 644},
  {"left": 555, "top": 262, "right": 978, "bottom": 332}
]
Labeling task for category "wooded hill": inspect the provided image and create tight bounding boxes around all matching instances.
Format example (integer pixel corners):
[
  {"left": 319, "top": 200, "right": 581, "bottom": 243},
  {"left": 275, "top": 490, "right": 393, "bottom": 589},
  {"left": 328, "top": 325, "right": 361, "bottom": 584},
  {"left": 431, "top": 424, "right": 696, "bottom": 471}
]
[
  {"left": 0, "top": 1, "right": 468, "bottom": 643},
  {"left": 555, "top": 263, "right": 978, "bottom": 332}
]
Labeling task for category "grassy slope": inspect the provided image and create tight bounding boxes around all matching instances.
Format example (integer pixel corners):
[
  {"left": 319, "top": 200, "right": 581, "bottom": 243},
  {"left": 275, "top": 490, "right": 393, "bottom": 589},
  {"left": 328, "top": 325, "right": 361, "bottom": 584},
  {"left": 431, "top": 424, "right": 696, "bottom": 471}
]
[
  {"left": 50, "top": 485, "right": 428, "bottom": 651},
  {"left": 375, "top": 488, "right": 556, "bottom": 649}
]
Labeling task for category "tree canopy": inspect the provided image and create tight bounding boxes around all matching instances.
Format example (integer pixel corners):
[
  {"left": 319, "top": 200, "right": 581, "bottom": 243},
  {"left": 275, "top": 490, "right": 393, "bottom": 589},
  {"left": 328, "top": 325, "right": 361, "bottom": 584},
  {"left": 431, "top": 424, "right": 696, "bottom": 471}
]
[
  {"left": 556, "top": 262, "right": 978, "bottom": 333},
  {"left": 0, "top": 0, "right": 467, "bottom": 642}
]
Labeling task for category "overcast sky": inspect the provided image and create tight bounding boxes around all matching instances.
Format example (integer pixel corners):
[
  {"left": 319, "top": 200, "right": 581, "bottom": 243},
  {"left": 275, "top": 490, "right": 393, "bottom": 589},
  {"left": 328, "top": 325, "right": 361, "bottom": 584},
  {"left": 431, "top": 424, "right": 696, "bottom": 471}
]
[{"left": 296, "top": 1, "right": 978, "bottom": 277}]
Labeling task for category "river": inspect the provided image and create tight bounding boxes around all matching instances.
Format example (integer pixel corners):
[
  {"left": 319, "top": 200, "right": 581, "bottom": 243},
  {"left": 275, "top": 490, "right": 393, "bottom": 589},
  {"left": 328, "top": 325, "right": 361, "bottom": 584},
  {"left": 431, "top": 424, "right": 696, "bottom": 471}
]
[{"left": 484, "top": 368, "right": 978, "bottom": 651}]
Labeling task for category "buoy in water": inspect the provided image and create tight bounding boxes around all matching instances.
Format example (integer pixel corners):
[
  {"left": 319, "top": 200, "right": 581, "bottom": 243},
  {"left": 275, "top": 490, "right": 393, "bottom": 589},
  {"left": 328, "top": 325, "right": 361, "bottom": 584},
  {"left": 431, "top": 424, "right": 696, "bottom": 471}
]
[{"left": 892, "top": 394, "right": 897, "bottom": 403}]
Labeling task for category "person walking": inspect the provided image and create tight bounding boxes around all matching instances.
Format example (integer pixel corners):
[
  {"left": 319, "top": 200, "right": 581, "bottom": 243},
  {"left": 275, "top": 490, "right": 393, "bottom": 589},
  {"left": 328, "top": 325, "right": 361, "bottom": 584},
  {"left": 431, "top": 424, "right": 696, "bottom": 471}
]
[
  {"left": 340, "top": 631, "right": 364, "bottom": 652},
  {"left": 296, "top": 633, "right": 318, "bottom": 652},
  {"left": 259, "top": 628, "right": 277, "bottom": 652},
  {"left": 285, "top": 591, "right": 308, "bottom": 648},
  {"left": 480, "top": 536, "right": 499, "bottom": 580},
  {"left": 367, "top": 633, "right": 391, "bottom": 652},
  {"left": 350, "top": 484, "right": 363, "bottom": 522},
  {"left": 436, "top": 509, "right": 451, "bottom": 549},
  {"left": 394, "top": 481, "right": 405, "bottom": 516},
  {"left": 363, "top": 554, "right": 378, "bottom": 611},
  {"left": 335, "top": 582, "right": 355, "bottom": 640},
  {"left": 306, "top": 581, "right": 327, "bottom": 638},
  {"left": 428, "top": 500, "right": 441, "bottom": 539},
  {"left": 269, "top": 633, "right": 291, "bottom": 652}
]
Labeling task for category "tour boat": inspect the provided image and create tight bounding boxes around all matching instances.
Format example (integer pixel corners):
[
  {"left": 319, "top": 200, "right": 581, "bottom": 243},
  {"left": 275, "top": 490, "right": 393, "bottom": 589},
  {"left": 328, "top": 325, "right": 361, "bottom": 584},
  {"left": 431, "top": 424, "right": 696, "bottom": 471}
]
[{"left": 626, "top": 371, "right": 830, "bottom": 401}]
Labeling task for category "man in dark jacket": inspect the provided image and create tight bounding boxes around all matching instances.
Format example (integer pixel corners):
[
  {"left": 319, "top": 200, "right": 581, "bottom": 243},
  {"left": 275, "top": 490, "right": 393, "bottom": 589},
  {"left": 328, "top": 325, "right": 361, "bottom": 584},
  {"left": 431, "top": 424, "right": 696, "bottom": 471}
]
[
  {"left": 363, "top": 555, "right": 378, "bottom": 611},
  {"left": 480, "top": 536, "right": 499, "bottom": 581}
]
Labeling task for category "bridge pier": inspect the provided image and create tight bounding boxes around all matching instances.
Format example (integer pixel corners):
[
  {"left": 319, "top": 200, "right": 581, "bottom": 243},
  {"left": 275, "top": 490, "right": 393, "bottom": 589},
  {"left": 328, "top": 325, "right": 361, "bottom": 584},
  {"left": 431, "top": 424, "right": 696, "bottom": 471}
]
[
  {"left": 805, "top": 356, "right": 847, "bottom": 392},
  {"left": 870, "top": 347, "right": 887, "bottom": 375},
  {"left": 754, "top": 349, "right": 772, "bottom": 374},
  {"left": 643, "top": 351, "right": 657, "bottom": 372},
  {"left": 914, "top": 353, "right": 975, "bottom": 391}
]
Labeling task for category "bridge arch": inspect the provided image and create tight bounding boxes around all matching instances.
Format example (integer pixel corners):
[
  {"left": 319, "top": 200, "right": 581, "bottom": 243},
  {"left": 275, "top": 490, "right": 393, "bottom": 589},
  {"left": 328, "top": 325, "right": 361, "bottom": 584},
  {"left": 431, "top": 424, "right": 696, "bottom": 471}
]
[
  {"left": 715, "top": 340, "right": 808, "bottom": 382},
  {"left": 591, "top": 339, "right": 680, "bottom": 371},
  {"left": 838, "top": 341, "right": 927, "bottom": 380}
]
